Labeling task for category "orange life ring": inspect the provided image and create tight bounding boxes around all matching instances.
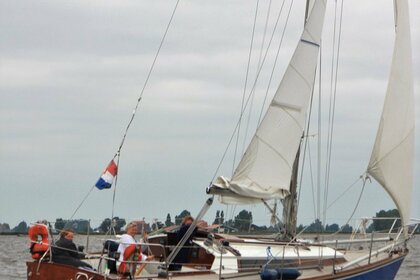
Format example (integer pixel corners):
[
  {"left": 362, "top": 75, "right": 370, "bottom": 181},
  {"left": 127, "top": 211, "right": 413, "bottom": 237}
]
[
  {"left": 118, "top": 244, "right": 142, "bottom": 274},
  {"left": 28, "top": 224, "right": 49, "bottom": 260}
]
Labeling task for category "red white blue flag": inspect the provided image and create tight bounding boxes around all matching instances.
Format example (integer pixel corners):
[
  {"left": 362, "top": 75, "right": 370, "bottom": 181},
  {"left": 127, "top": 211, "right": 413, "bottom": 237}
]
[{"left": 95, "top": 160, "right": 118, "bottom": 190}]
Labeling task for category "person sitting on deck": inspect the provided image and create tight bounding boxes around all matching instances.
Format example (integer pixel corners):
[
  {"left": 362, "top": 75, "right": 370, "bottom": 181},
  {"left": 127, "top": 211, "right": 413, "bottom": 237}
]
[
  {"left": 51, "top": 228, "right": 93, "bottom": 269},
  {"left": 117, "top": 222, "right": 153, "bottom": 275}
]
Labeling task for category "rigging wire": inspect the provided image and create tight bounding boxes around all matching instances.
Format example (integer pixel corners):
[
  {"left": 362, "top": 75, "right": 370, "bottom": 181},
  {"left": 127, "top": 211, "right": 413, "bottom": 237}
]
[
  {"left": 67, "top": 0, "right": 181, "bottom": 222},
  {"left": 297, "top": 132, "right": 311, "bottom": 213},
  {"left": 228, "top": 205, "right": 237, "bottom": 232},
  {"left": 321, "top": 0, "right": 338, "bottom": 227},
  {"left": 322, "top": 0, "right": 345, "bottom": 227},
  {"left": 232, "top": 0, "right": 260, "bottom": 176},
  {"left": 224, "top": 204, "right": 229, "bottom": 225},
  {"left": 326, "top": 176, "right": 363, "bottom": 210},
  {"left": 257, "top": 0, "right": 273, "bottom": 70},
  {"left": 296, "top": 52, "right": 319, "bottom": 221},
  {"left": 115, "top": 0, "right": 181, "bottom": 157},
  {"left": 111, "top": 154, "right": 122, "bottom": 220},
  {"left": 316, "top": 44, "right": 322, "bottom": 226},
  {"left": 257, "top": 0, "right": 294, "bottom": 126},
  {"left": 323, "top": 0, "right": 338, "bottom": 217},
  {"left": 69, "top": 186, "right": 95, "bottom": 221},
  {"left": 307, "top": 142, "right": 317, "bottom": 222},
  {"left": 111, "top": 0, "right": 181, "bottom": 222},
  {"left": 264, "top": 222, "right": 313, "bottom": 266},
  {"left": 211, "top": 0, "right": 292, "bottom": 182},
  {"left": 241, "top": 0, "right": 272, "bottom": 155},
  {"left": 330, "top": 174, "right": 369, "bottom": 236}
]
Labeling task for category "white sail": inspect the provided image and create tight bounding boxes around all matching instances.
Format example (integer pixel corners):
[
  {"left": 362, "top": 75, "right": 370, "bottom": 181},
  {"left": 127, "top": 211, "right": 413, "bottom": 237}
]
[
  {"left": 367, "top": 0, "right": 414, "bottom": 233},
  {"left": 211, "top": 1, "right": 327, "bottom": 204}
]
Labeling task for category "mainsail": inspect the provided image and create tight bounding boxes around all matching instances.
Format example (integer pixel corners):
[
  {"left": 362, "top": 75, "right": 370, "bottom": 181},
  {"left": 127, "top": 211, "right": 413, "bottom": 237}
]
[
  {"left": 367, "top": 0, "right": 414, "bottom": 234},
  {"left": 209, "top": 1, "right": 327, "bottom": 204}
]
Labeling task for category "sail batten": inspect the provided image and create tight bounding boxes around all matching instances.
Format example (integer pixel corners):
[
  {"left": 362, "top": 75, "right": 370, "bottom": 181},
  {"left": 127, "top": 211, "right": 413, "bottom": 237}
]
[
  {"left": 367, "top": 0, "right": 414, "bottom": 235},
  {"left": 210, "top": 0, "right": 327, "bottom": 204},
  {"left": 301, "top": 39, "right": 320, "bottom": 47},
  {"left": 271, "top": 101, "right": 302, "bottom": 112}
]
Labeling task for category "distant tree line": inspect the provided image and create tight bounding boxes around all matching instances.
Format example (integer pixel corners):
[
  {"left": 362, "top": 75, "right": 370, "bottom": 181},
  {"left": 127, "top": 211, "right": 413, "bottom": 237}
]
[
  {"left": 1, "top": 208, "right": 418, "bottom": 235},
  {"left": 95, "top": 217, "right": 126, "bottom": 233},
  {"left": 368, "top": 209, "right": 401, "bottom": 232},
  {"left": 296, "top": 219, "right": 354, "bottom": 234},
  {"left": 55, "top": 218, "right": 93, "bottom": 233},
  {"left": 207, "top": 208, "right": 414, "bottom": 235},
  {"left": 0, "top": 221, "right": 29, "bottom": 234}
]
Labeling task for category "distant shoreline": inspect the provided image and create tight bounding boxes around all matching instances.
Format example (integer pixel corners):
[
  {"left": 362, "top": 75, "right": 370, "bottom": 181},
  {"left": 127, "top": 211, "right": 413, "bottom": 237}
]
[{"left": 0, "top": 232, "right": 27, "bottom": 236}]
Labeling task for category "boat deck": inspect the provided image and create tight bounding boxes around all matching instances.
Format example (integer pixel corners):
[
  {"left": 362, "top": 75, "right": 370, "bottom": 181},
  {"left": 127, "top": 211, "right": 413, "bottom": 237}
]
[
  {"left": 97, "top": 249, "right": 405, "bottom": 279},
  {"left": 27, "top": 247, "right": 406, "bottom": 280}
]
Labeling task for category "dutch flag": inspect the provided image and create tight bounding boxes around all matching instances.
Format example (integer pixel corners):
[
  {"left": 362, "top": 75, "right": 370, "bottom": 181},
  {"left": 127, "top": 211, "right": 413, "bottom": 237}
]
[{"left": 95, "top": 160, "right": 118, "bottom": 190}]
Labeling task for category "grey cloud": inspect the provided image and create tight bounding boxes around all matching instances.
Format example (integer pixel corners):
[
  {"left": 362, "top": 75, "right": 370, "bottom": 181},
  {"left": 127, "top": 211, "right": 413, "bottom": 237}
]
[{"left": 0, "top": 0, "right": 419, "bottom": 227}]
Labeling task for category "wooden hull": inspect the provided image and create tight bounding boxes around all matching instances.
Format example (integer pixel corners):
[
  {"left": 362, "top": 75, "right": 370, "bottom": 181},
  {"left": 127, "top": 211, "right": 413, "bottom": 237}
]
[{"left": 27, "top": 262, "right": 117, "bottom": 280}]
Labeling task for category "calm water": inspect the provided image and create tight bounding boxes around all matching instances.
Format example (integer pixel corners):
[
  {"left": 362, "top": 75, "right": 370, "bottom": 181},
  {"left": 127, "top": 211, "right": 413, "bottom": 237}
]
[{"left": 0, "top": 235, "right": 419, "bottom": 279}]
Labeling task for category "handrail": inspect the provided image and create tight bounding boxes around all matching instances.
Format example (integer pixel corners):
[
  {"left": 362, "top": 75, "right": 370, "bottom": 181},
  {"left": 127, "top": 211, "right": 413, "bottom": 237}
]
[
  {"left": 349, "top": 216, "right": 415, "bottom": 244},
  {"left": 335, "top": 239, "right": 406, "bottom": 271},
  {"left": 36, "top": 247, "right": 51, "bottom": 274},
  {"left": 319, "top": 237, "right": 391, "bottom": 246}
]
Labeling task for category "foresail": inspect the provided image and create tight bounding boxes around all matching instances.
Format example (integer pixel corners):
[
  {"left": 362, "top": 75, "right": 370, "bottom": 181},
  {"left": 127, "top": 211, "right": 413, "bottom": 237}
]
[
  {"left": 367, "top": 0, "right": 414, "bottom": 234},
  {"left": 210, "top": 1, "right": 327, "bottom": 204}
]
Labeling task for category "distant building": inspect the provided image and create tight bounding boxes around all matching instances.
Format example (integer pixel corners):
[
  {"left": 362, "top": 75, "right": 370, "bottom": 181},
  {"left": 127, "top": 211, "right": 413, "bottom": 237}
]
[
  {"left": 132, "top": 220, "right": 151, "bottom": 233},
  {"left": 0, "top": 223, "right": 10, "bottom": 233},
  {"left": 218, "top": 225, "right": 237, "bottom": 233},
  {"left": 66, "top": 219, "right": 92, "bottom": 233}
]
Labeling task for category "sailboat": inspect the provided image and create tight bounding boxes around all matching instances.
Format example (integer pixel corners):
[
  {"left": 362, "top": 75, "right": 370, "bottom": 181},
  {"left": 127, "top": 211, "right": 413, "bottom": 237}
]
[{"left": 26, "top": 0, "right": 417, "bottom": 279}]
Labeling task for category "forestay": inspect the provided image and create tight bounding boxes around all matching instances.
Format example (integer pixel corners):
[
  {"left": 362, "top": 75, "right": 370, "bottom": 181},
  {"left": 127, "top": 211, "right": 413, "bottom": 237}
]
[
  {"left": 367, "top": 0, "right": 414, "bottom": 234},
  {"left": 210, "top": 0, "right": 327, "bottom": 204}
]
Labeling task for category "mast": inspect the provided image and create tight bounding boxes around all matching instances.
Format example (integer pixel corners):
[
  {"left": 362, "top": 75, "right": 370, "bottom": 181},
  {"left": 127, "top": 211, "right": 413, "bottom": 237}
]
[
  {"left": 281, "top": 1, "right": 313, "bottom": 239},
  {"left": 281, "top": 146, "right": 301, "bottom": 238}
]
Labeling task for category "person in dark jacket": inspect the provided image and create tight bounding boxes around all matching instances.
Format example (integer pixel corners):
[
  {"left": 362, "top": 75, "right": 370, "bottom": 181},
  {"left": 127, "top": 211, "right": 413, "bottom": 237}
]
[
  {"left": 52, "top": 228, "right": 92, "bottom": 269},
  {"left": 169, "top": 216, "right": 205, "bottom": 271}
]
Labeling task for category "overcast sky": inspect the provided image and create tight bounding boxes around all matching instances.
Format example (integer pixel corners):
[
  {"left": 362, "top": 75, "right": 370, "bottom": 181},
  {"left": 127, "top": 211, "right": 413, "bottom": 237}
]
[{"left": 1, "top": 0, "right": 419, "bottom": 229}]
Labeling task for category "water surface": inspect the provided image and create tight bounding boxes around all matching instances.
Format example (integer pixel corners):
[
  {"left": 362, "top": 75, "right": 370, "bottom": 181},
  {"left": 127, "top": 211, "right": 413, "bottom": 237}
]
[{"left": 1, "top": 235, "right": 418, "bottom": 279}]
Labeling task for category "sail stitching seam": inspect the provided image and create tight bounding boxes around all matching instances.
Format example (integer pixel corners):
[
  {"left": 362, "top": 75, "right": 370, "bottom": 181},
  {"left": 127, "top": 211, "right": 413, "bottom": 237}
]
[
  {"left": 254, "top": 134, "right": 293, "bottom": 172},
  {"left": 369, "top": 127, "right": 414, "bottom": 169},
  {"left": 243, "top": 174, "right": 268, "bottom": 191},
  {"left": 278, "top": 103, "right": 303, "bottom": 131},
  {"left": 242, "top": 174, "right": 289, "bottom": 196},
  {"left": 304, "top": 29, "right": 317, "bottom": 45},
  {"left": 289, "top": 63, "right": 312, "bottom": 89}
]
